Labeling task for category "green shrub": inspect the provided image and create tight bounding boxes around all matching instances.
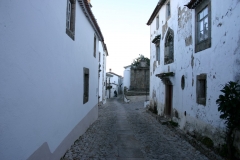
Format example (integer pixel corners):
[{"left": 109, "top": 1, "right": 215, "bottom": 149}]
[
  {"left": 131, "top": 54, "right": 150, "bottom": 67},
  {"left": 216, "top": 81, "right": 240, "bottom": 159}
]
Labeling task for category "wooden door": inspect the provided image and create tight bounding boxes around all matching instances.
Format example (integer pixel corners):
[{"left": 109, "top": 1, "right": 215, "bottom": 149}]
[{"left": 165, "top": 84, "right": 173, "bottom": 116}]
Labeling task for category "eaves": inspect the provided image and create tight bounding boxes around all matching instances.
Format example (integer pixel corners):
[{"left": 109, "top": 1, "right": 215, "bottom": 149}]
[
  {"left": 78, "top": 0, "right": 104, "bottom": 41},
  {"left": 106, "top": 73, "right": 113, "bottom": 77},
  {"left": 146, "top": 0, "right": 166, "bottom": 26},
  {"left": 184, "top": 0, "right": 204, "bottom": 9},
  {"left": 124, "top": 65, "right": 131, "bottom": 69},
  {"left": 103, "top": 43, "right": 109, "bottom": 56},
  {"left": 107, "top": 72, "right": 123, "bottom": 78}
]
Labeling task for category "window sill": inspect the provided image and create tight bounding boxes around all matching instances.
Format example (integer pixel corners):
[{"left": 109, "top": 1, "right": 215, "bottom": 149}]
[
  {"left": 195, "top": 38, "right": 211, "bottom": 53},
  {"left": 66, "top": 28, "right": 75, "bottom": 40},
  {"left": 197, "top": 98, "right": 206, "bottom": 106},
  {"left": 166, "top": 15, "right": 171, "bottom": 22},
  {"left": 154, "top": 60, "right": 160, "bottom": 67},
  {"left": 164, "top": 60, "right": 173, "bottom": 65}
]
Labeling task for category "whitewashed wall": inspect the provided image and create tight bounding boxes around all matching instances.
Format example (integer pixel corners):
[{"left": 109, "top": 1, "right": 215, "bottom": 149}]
[
  {"left": 106, "top": 73, "right": 123, "bottom": 98},
  {"left": 149, "top": 0, "right": 240, "bottom": 145},
  {"left": 123, "top": 66, "right": 131, "bottom": 90},
  {"left": 106, "top": 75, "right": 112, "bottom": 98},
  {"left": 0, "top": 1, "right": 100, "bottom": 160},
  {"left": 102, "top": 53, "right": 107, "bottom": 103},
  {"left": 110, "top": 74, "right": 119, "bottom": 97},
  {"left": 98, "top": 43, "right": 103, "bottom": 103},
  {"left": 98, "top": 43, "right": 107, "bottom": 104}
]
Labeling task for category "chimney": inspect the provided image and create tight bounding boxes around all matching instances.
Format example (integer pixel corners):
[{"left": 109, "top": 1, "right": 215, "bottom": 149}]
[{"left": 109, "top": 68, "right": 112, "bottom": 72}]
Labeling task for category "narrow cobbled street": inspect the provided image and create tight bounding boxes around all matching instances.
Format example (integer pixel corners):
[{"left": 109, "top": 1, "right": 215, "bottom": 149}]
[{"left": 62, "top": 97, "right": 209, "bottom": 160}]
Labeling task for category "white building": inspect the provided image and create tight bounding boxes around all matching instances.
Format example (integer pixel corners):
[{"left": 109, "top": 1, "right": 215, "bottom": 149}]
[
  {"left": 0, "top": 0, "right": 105, "bottom": 160},
  {"left": 106, "top": 73, "right": 113, "bottom": 98},
  {"left": 123, "top": 65, "right": 131, "bottom": 90},
  {"left": 106, "top": 71, "right": 123, "bottom": 98},
  {"left": 147, "top": 0, "right": 240, "bottom": 146},
  {"left": 98, "top": 42, "right": 108, "bottom": 104}
]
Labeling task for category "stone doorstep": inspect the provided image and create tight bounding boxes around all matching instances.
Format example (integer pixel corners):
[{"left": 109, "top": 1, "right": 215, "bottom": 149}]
[
  {"left": 146, "top": 109, "right": 169, "bottom": 124},
  {"left": 158, "top": 118, "right": 169, "bottom": 125}
]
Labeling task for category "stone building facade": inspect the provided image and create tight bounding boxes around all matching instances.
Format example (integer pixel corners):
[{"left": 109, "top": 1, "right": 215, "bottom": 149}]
[{"left": 130, "top": 67, "right": 150, "bottom": 91}]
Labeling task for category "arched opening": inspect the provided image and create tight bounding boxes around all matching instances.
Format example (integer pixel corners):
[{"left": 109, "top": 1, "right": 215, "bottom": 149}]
[{"left": 164, "top": 28, "right": 174, "bottom": 64}]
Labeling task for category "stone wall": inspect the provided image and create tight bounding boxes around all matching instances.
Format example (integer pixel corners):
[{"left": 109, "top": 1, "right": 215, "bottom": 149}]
[{"left": 130, "top": 67, "right": 149, "bottom": 91}]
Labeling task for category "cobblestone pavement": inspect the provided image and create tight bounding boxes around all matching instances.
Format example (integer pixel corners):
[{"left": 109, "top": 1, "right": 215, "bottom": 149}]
[{"left": 62, "top": 97, "right": 210, "bottom": 160}]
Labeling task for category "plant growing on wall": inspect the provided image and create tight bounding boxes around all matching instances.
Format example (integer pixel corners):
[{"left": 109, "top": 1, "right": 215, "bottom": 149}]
[
  {"left": 216, "top": 81, "right": 240, "bottom": 159},
  {"left": 131, "top": 54, "right": 150, "bottom": 68}
]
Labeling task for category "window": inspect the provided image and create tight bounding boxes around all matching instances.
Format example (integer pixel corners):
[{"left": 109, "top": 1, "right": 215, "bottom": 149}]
[
  {"left": 93, "top": 36, "right": 96, "bottom": 58},
  {"left": 181, "top": 75, "right": 185, "bottom": 90},
  {"left": 166, "top": 1, "right": 171, "bottom": 19},
  {"left": 83, "top": 68, "right": 89, "bottom": 104},
  {"left": 196, "top": 74, "right": 207, "bottom": 105},
  {"left": 164, "top": 28, "right": 174, "bottom": 64},
  {"left": 156, "top": 43, "right": 160, "bottom": 62},
  {"left": 195, "top": 0, "right": 211, "bottom": 52},
  {"left": 66, "top": 0, "right": 76, "bottom": 40},
  {"left": 198, "top": 7, "right": 208, "bottom": 42},
  {"left": 99, "top": 52, "right": 101, "bottom": 62},
  {"left": 152, "top": 34, "right": 161, "bottom": 62},
  {"left": 156, "top": 15, "right": 159, "bottom": 30}
]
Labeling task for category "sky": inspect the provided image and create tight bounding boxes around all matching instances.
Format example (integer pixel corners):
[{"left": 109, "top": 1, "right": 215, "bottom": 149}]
[{"left": 91, "top": 0, "right": 159, "bottom": 76}]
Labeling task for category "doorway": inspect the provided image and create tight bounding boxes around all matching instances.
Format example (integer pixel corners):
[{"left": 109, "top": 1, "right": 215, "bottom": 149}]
[{"left": 165, "top": 84, "right": 173, "bottom": 117}]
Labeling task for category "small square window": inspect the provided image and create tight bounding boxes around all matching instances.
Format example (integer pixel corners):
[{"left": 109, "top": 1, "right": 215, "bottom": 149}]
[
  {"left": 196, "top": 74, "right": 207, "bottom": 105},
  {"left": 94, "top": 36, "right": 97, "bottom": 58},
  {"left": 166, "top": 1, "right": 171, "bottom": 19},
  {"left": 99, "top": 52, "right": 101, "bottom": 62},
  {"left": 156, "top": 15, "right": 159, "bottom": 30},
  {"left": 156, "top": 44, "right": 160, "bottom": 62},
  {"left": 83, "top": 68, "right": 89, "bottom": 104},
  {"left": 66, "top": 0, "right": 76, "bottom": 40},
  {"left": 195, "top": 0, "right": 211, "bottom": 52}
]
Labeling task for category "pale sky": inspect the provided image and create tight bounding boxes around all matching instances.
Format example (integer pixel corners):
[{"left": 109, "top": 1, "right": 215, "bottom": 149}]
[{"left": 91, "top": 0, "right": 159, "bottom": 76}]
